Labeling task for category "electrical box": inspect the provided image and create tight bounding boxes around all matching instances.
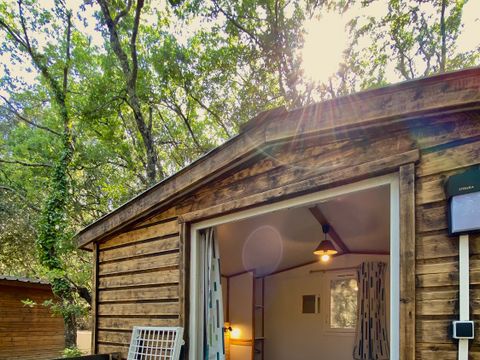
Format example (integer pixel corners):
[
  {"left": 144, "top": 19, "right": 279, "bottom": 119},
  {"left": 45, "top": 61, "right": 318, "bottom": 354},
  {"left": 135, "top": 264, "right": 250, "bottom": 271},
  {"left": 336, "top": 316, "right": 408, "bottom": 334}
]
[
  {"left": 445, "top": 167, "right": 480, "bottom": 235},
  {"left": 452, "top": 320, "right": 475, "bottom": 340}
]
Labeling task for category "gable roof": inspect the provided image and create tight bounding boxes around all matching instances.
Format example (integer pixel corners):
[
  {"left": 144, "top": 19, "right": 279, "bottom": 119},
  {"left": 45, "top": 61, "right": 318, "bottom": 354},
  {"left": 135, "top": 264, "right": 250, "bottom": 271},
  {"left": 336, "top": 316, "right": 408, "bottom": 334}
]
[{"left": 77, "top": 67, "right": 480, "bottom": 249}]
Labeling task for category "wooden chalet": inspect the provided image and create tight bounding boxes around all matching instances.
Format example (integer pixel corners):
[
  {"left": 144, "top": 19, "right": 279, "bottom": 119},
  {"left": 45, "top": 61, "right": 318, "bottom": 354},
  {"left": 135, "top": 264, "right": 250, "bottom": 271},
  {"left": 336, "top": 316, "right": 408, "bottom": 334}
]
[
  {"left": 77, "top": 68, "right": 480, "bottom": 360},
  {"left": 0, "top": 275, "right": 65, "bottom": 360}
]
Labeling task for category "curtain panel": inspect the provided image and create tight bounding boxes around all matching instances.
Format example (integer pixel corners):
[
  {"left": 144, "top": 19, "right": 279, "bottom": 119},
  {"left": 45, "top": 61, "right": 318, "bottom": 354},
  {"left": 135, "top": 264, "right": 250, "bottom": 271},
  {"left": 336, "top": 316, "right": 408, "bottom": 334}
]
[
  {"left": 353, "top": 261, "right": 390, "bottom": 360},
  {"left": 203, "top": 228, "right": 226, "bottom": 360}
]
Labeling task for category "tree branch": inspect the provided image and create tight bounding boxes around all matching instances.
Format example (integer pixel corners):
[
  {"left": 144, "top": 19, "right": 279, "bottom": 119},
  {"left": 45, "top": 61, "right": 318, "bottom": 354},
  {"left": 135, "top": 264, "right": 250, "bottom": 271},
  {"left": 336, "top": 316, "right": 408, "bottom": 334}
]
[
  {"left": 63, "top": 11, "right": 72, "bottom": 96},
  {"left": 0, "top": 95, "right": 62, "bottom": 136},
  {"left": 0, "top": 185, "right": 41, "bottom": 212},
  {"left": 211, "top": 0, "right": 264, "bottom": 49},
  {"left": 97, "top": 0, "right": 131, "bottom": 77},
  {"left": 0, "top": 158, "right": 53, "bottom": 168},
  {"left": 130, "top": 0, "right": 144, "bottom": 85},
  {"left": 187, "top": 91, "right": 231, "bottom": 138},
  {"left": 113, "top": 0, "right": 133, "bottom": 26},
  {"left": 97, "top": 0, "right": 159, "bottom": 183},
  {"left": 18, "top": 0, "right": 32, "bottom": 52},
  {"left": 165, "top": 100, "right": 202, "bottom": 150},
  {"left": 64, "top": 275, "right": 91, "bottom": 305},
  {"left": 440, "top": 0, "right": 447, "bottom": 73},
  {"left": 0, "top": 17, "right": 28, "bottom": 49}
]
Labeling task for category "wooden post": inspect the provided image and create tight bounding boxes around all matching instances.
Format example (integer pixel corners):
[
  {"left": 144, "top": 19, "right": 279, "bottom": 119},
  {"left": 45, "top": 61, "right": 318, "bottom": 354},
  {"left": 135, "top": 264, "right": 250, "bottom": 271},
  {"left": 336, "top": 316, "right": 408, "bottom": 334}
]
[
  {"left": 91, "top": 243, "right": 99, "bottom": 355},
  {"left": 399, "top": 163, "right": 416, "bottom": 360},
  {"left": 179, "top": 221, "right": 190, "bottom": 359}
]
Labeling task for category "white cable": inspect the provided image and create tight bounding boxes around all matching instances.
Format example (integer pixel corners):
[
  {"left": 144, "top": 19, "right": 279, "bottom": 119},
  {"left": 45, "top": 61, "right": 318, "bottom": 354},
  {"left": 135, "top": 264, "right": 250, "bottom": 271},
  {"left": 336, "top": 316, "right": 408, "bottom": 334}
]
[{"left": 458, "top": 234, "right": 469, "bottom": 360}]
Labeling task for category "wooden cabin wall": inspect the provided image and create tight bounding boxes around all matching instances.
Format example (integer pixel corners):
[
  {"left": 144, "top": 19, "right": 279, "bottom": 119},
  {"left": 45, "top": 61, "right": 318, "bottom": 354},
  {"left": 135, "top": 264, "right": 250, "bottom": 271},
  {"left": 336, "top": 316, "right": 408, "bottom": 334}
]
[
  {"left": 414, "top": 112, "right": 480, "bottom": 359},
  {"left": 0, "top": 283, "right": 64, "bottom": 360},
  {"left": 92, "top": 110, "right": 480, "bottom": 360},
  {"left": 95, "top": 208, "right": 182, "bottom": 356}
]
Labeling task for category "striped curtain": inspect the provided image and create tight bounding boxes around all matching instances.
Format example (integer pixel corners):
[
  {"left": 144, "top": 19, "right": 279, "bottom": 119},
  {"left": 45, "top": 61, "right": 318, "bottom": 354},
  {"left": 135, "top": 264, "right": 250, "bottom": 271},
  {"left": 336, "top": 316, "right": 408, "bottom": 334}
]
[
  {"left": 203, "top": 228, "right": 226, "bottom": 360},
  {"left": 353, "top": 262, "right": 389, "bottom": 360}
]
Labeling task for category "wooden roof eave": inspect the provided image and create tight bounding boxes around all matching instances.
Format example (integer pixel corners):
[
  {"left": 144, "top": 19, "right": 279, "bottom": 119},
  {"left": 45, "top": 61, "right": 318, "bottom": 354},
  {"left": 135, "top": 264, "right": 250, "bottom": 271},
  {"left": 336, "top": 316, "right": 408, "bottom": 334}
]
[{"left": 76, "top": 67, "right": 480, "bottom": 250}]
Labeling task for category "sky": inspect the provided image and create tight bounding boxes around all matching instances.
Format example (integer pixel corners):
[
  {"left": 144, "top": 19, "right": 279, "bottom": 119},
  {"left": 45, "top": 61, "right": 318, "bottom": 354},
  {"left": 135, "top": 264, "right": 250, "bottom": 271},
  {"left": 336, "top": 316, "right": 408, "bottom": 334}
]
[{"left": 1, "top": 0, "right": 480, "bottom": 97}]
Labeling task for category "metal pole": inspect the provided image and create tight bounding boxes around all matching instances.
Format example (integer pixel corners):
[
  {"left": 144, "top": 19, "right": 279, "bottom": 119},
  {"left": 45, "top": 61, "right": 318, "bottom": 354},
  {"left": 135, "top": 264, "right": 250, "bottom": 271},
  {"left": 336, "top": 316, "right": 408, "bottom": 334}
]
[{"left": 458, "top": 234, "right": 469, "bottom": 360}]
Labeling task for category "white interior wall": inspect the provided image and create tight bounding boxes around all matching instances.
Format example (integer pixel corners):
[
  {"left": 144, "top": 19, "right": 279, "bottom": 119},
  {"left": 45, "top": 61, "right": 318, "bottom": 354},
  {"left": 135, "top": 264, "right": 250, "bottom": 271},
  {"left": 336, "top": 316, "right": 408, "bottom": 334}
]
[
  {"left": 229, "top": 272, "right": 254, "bottom": 360},
  {"left": 264, "top": 254, "right": 390, "bottom": 360}
]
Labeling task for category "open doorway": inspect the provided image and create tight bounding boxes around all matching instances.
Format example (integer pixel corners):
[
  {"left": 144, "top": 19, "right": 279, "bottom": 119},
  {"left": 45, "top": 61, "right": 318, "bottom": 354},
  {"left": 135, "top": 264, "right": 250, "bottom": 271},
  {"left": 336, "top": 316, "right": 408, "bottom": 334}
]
[{"left": 189, "top": 175, "right": 399, "bottom": 360}]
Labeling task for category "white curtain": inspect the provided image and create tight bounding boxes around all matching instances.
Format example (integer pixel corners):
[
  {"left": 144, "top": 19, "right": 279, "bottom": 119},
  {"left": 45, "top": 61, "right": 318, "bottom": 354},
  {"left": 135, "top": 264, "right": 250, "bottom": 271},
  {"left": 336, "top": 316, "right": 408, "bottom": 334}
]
[{"left": 203, "top": 227, "right": 225, "bottom": 360}]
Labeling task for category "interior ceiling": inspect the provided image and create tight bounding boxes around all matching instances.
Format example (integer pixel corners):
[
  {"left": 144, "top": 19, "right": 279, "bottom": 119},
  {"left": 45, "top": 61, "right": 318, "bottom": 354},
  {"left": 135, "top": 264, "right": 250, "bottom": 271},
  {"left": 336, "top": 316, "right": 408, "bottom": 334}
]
[{"left": 216, "top": 185, "right": 390, "bottom": 277}]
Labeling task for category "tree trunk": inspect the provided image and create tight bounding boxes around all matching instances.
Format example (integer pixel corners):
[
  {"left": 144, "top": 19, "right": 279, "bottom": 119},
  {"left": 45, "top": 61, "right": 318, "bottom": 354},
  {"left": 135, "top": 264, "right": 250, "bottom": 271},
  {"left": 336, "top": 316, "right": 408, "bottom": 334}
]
[
  {"left": 97, "top": 0, "right": 159, "bottom": 184},
  {"left": 64, "top": 312, "right": 77, "bottom": 348},
  {"left": 127, "top": 88, "right": 158, "bottom": 184}
]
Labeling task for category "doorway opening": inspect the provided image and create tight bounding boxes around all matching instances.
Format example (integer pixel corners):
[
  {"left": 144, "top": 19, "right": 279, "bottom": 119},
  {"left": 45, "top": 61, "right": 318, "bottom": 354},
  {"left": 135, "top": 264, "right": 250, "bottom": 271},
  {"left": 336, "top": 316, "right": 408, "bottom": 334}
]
[{"left": 189, "top": 174, "right": 400, "bottom": 360}]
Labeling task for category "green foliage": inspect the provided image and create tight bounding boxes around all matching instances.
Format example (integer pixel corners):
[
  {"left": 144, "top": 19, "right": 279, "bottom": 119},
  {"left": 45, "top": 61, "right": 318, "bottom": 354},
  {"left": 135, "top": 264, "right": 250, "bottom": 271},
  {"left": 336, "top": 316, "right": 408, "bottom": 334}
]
[
  {"left": 21, "top": 298, "right": 37, "bottom": 308},
  {"left": 62, "top": 347, "right": 84, "bottom": 358},
  {"left": 342, "top": 0, "right": 479, "bottom": 87}
]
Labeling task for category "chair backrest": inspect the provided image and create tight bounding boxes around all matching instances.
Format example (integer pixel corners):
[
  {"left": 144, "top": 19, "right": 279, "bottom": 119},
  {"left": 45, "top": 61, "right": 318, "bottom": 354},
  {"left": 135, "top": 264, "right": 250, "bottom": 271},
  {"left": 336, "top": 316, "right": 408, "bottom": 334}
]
[{"left": 127, "top": 326, "right": 184, "bottom": 360}]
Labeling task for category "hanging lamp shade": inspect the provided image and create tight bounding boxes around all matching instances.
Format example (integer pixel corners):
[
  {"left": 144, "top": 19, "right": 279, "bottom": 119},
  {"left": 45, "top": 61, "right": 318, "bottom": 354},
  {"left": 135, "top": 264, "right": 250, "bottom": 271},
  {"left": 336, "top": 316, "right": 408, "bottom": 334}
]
[
  {"left": 313, "top": 239, "right": 338, "bottom": 256},
  {"left": 313, "top": 224, "right": 338, "bottom": 256}
]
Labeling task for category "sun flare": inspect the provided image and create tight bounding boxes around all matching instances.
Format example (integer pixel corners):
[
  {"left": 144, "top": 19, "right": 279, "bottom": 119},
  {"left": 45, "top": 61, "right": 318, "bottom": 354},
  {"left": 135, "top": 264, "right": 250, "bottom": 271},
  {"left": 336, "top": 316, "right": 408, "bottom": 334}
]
[{"left": 301, "top": 13, "right": 348, "bottom": 84}]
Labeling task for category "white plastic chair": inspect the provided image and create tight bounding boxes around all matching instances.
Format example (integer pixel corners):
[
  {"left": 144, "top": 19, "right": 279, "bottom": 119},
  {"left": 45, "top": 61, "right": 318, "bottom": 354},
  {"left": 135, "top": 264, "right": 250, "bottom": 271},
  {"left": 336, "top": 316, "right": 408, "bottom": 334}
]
[{"left": 127, "top": 326, "right": 184, "bottom": 360}]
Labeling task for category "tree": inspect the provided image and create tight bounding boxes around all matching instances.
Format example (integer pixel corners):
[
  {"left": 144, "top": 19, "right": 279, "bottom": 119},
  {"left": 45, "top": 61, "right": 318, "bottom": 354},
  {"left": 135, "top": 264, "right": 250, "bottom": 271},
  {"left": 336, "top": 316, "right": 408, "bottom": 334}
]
[
  {"left": 200, "top": 0, "right": 312, "bottom": 108},
  {"left": 96, "top": 0, "right": 161, "bottom": 184},
  {"left": 0, "top": 0, "right": 90, "bottom": 347},
  {"left": 340, "top": 0, "right": 478, "bottom": 88}
]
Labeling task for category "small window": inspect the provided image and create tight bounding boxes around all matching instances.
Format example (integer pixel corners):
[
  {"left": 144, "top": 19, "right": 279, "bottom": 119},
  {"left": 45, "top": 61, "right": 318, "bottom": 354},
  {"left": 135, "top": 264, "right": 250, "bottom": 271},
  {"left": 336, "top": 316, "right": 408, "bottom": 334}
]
[
  {"left": 302, "top": 295, "right": 319, "bottom": 314},
  {"left": 329, "top": 277, "right": 358, "bottom": 330}
]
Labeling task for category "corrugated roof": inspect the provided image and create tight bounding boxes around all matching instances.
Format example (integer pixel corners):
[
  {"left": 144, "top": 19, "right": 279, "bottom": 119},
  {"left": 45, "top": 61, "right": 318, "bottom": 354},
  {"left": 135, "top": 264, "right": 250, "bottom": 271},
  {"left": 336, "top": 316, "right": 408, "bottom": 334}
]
[{"left": 0, "top": 274, "right": 50, "bottom": 285}]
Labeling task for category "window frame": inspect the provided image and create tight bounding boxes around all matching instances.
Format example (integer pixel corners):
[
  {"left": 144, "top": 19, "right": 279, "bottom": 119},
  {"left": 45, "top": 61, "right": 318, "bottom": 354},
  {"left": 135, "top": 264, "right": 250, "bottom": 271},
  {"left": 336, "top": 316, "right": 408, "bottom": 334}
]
[{"left": 322, "top": 270, "right": 358, "bottom": 335}]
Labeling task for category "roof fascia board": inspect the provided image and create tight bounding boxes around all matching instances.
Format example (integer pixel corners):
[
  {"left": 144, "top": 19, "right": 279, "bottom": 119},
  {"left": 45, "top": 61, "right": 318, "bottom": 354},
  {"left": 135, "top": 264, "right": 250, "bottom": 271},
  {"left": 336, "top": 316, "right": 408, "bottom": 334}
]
[
  {"left": 0, "top": 279, "right": 52, "bottom": 290},
  {"left": 266, "top": 68, "right": 480, "bottom": 142}
]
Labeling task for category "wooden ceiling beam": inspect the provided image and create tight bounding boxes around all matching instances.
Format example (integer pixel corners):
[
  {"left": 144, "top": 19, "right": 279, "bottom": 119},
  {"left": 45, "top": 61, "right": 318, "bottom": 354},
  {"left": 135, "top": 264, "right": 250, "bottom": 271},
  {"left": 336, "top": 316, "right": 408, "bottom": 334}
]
[{"left": 309, "top": 206, "right": 350, "bottom": 254}]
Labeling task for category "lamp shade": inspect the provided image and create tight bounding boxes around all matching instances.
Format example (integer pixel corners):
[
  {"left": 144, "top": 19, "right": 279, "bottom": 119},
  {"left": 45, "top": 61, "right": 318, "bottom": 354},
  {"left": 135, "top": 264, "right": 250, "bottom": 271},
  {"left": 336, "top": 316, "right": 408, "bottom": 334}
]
[
  {"left": 313, "top": 239, "right": 338, "bottom": 256},
  {"left": 445, "top": 168, "right": 480, "bottom": 235}
]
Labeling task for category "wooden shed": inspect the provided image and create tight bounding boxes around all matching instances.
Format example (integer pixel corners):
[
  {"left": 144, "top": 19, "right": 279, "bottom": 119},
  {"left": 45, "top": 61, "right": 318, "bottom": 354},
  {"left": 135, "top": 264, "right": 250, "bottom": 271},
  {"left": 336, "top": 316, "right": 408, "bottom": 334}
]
[
  {"left": 0, "top": 275, "right": 65, "bottom": 360},
  {"left": 77, "top": 68, "right": 480, "bottom": 360}
]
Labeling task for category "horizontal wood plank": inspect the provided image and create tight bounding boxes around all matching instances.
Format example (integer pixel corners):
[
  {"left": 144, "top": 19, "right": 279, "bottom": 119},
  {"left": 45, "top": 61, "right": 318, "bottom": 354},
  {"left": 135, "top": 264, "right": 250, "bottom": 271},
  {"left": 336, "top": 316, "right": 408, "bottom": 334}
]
[
  {"left": 97, "top": 317, "right": 180, "bottom": 331},
  {"left": 99, "top": 220, "right": 179, "bottom": 250},
  {"left": 414, "top": 232, "right": 480, "bottom": 260},
  {"left": 97, "top": 331, "right": 132, "bottom": 346},
  {"left": 417, "top": 288, "right": 480, "bottom": 315},
  {"left": 133, "top": 208, "right": 178, "bottom": 228},
  {"left": 99, "top": 237, "right": 179, "bottom": 262},
  {"left": 98, "top": 302, "right": 179, "bottom": 317},
  {"left": 417, "top": 140, "right": 480, "bottom": 177},
  {"left": 98, "top": 269, "right": 179, "bottom": 289},
  {"left": 98, "top": 252, "right": 179, "bottom": 276},
  {"left": 416, "top": 319, "right": 480, "bottom": 343},
  {"left": 416, "top": 203, "right": 448, "bottom": 233},
  {"left": 98, "top": 285, "right": 179, "bottom": 303},
  {"left": 412, "top": 112, "right": 480, "bottom": 150}
]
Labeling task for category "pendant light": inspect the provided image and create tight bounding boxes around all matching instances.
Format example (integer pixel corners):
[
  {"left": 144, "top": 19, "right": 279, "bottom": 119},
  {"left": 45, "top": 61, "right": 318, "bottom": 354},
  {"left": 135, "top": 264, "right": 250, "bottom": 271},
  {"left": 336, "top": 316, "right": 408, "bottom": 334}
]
[{"left": 314, "top": 224, "right": 338, "bottom": 262}]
